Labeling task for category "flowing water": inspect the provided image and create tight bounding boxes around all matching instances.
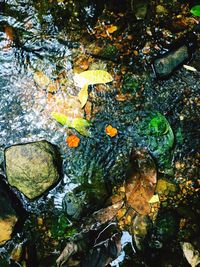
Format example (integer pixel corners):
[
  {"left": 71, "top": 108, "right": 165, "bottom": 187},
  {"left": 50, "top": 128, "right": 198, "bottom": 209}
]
[{"left": 0, "top": 1, "right": 200, "bottom": 266}]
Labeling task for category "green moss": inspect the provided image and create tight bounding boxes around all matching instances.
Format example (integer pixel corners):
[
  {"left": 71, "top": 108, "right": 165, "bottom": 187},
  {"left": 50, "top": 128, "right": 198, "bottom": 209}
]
[
  {"left": 135, "top": 112, "right": 174, "bottom": 172},
  {"left": 50, "top": 213, "right": 77, "bottom": 239},
  {"left": 100, "top": 45, "right": 118, "bottom": 60},
  {"left": 122, "top": 74, "right": 139, "bottom": 94}
]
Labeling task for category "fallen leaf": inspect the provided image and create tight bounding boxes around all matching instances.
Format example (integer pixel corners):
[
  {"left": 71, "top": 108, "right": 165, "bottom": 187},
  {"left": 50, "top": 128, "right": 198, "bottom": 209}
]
[
  {"left": 66, "top": 135, "right": 80, "bottom": 148},
  {"left": 183, "top": 65, "right": 197, "bottom": 72},
  {"left": 71, "top": 118, "right": 90, "bottom": 136},
  {"left": 78, "top": 84, "right": 89, "bottom": 108},
  {"left": 74, "top": 70, "right": 113, "bottom": 107},
  {"left": 74, "top": 70, "right": 113, "bottom": 88},
  {"left": 51, "top": 112, "right": 90, "bottom": 136},
  {"left": 56, "top": 241, "right": 78, "bottom": 267},
  {"left": 105, "top": 125, "right": 118, "bottom": 137},
  {"left": 51, "top": 112, "right": 71, "bottom": 126},
  {"left": 125, "top": 149, "right": 157, "bottom": 215},
  {"left": 190, "top": 5, "right": 200, "bottom": 17}
]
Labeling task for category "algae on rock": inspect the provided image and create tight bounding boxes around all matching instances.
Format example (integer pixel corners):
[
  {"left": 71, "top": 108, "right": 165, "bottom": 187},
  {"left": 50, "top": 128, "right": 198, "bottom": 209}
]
[{"left": 5, "top": 141, "right": 62, "bottom": 199}]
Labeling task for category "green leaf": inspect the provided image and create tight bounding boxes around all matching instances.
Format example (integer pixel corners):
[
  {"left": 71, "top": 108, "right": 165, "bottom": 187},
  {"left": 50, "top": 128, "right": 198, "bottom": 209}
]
[
  {"left": 72, "top": 118, "right": 91, "bottom": 136},
  {"left": 190, "top": 5, "right": 200, "bottom": 17},
  {"left": 51, "top": 112, "right": 71, "bottom": 126},
  {"left": 51, "top": 112, "right": 90, "bottom": 136}
]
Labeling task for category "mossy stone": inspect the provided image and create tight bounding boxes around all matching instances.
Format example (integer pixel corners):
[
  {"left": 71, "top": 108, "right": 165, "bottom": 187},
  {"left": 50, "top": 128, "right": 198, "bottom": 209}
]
[{"left": 5, "top": 141, "right": 61, "bottom": 200}]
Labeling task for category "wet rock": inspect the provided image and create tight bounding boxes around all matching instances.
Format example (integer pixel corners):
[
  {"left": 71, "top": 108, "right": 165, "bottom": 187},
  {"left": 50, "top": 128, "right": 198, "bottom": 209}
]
[
  {"left": 132, "top": 214, "right": 152, "bottom": 250},
  {"left": 149, "top": 210, "right": 179, "bottom": 248},
  {"left": 132, "top": 0, "right": 148, "bottom": 20},
  {"left": 135, "top": 111, "right": 174, "bottom": 173},
  {"left": 62, "top": 178, "right": 109, "bottom": 220},
  {"left": 5, "top": 141, "right": 61, "bottom": 199},
  {"left": 62, "top": 191, "right": 86, "bottom": 220},
  {"left": 0, "top": 187, "right": 18, "bottom": 246},
  {"left": 152, "top": 34, "right": 197, "bottom": 79}
]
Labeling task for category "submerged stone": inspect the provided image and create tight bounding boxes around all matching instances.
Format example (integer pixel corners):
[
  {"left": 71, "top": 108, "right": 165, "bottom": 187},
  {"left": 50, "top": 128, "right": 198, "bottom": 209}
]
[
  {"left": 5, "top": 141, "right": 61, "bottom": 200},
  {"left": 132, "top": 0, "right": 148, "bottom": 20},
  {"left": 0, "top": 186, "right": 18, "bottom": 246}
]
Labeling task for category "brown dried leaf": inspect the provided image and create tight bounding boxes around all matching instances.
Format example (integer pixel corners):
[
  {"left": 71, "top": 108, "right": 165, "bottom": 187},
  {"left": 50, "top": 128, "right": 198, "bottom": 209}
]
[
  {"left": 56, "top": 241, "right": 78, "bottom": 267},
  {"left": 125, "top": 149, "right": 157, "bottom": 215},
  {"left": 84, "top": 201, "right": 124, "bottom": 230}
]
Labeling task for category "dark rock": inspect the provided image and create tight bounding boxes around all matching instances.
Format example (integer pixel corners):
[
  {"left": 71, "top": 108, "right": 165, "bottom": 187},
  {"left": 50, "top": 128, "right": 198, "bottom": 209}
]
[
  {"left": 62, "top": 178, "right": 109, "bottom": 221},
  {"left": 0, "top": 186, "right": 18, "bottom": 246},
  {"left": 149, "top": 210, "right": 179, "bottom": 248},
  {"left": 152, "top": 33, "right": 197, "bottom": 79},
  {"left": 132, "top": 0, "right": 148, "bottom": 20},
  {"left": 5, "top": 140, "right": 62, "bottom": 200}
]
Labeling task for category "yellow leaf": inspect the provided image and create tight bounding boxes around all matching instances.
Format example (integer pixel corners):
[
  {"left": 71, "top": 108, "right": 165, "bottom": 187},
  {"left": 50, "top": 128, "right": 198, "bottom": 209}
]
[
  {"left": 74, "top": 70, "right": 113, "bottom": 87},
  {"left": 183, "top": 65, "right": 197, "bottom": 72},
  {"left": 148, "top": 194, "right": 160, "bottom": 204},
  {"left": 75, "top": 70, "right": 113, "bottom": 108},
  {"left": 78, "top": 84, "right": 89, "bottom": 108}
]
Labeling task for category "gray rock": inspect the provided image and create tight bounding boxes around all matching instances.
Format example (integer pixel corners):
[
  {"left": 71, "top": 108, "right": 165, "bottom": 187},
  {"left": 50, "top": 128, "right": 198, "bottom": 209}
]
[
  {"left": 153, "top": 45, "right": 189, "bottom": 78},
  {"left": 5, "top": 141, "right": 61, "bottom": 199},
  {"left": 0, "top": 186, "right": 18, "bottom": 246}
]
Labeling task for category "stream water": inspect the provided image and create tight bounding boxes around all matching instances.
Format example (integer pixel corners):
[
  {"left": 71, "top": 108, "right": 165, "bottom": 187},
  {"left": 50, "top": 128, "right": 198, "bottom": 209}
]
[{"left": 0, "top": 1, "right": 200, "bottom": 267}]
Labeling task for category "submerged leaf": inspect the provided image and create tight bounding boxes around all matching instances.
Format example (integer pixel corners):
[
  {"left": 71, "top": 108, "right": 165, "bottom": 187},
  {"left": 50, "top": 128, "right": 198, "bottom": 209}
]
[
  {"left": 148, "top": 194, "right": 160, "bottom": 204},
  {"left": 190, "top": 5, "right": 200, "bottom": 17},
  {"left": 78, "top": 84, "right": 89, "bottom": 108},
  {"left": 51, "top": 112, "right": 71, "bottom": 126},
  {"left": 107, "top": 25, "right": 118, "bottom": 34},
  {"left": 125, "top": 149, "right": 157, "bottom": 215},
  {"left": 75, "top": 70, "right": 113, "bottom": 107},
  {"left": 51, "top": 112, "right": 90, "bottom": 136},
  {"left": 74, "top": 70, "right": 113, "bottom": 86}
]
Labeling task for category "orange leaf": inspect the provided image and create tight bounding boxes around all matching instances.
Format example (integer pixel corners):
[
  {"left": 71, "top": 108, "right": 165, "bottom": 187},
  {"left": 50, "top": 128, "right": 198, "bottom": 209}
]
[
  {"left": 66, "top": 135, "right": 80, "bottom": 148},
  {"left": 105, "top": 125, "right": 118, "bottom": 137}
]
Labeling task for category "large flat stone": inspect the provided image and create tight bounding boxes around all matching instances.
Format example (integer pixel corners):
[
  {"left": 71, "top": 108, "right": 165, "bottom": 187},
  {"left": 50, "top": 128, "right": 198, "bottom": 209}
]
[{"left": 5, "top": 141, "right": 61, "bottom": 199}]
